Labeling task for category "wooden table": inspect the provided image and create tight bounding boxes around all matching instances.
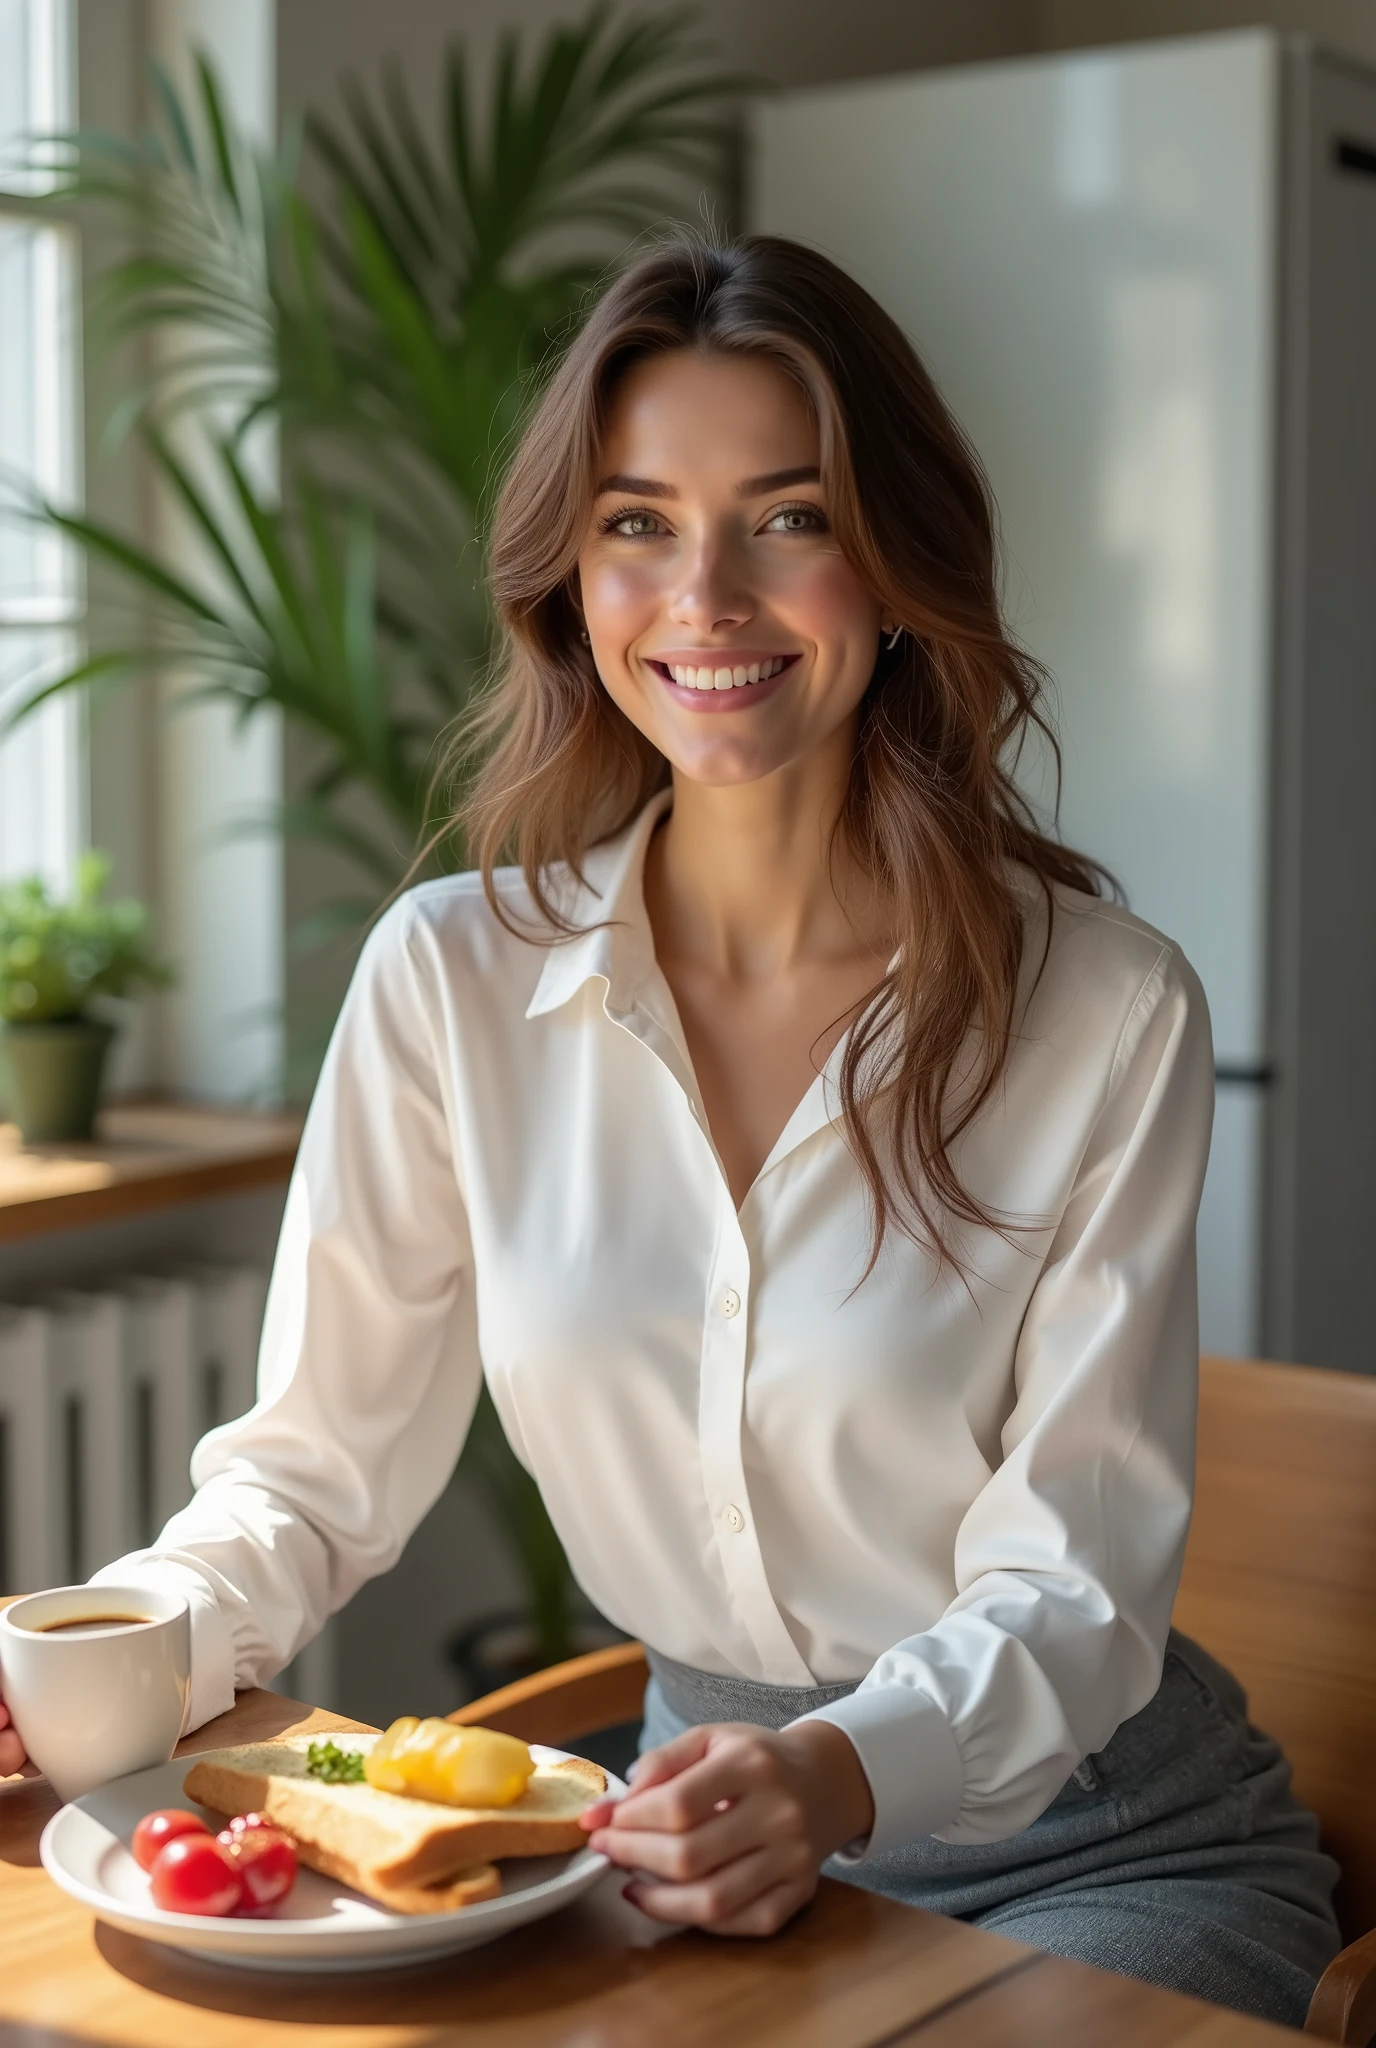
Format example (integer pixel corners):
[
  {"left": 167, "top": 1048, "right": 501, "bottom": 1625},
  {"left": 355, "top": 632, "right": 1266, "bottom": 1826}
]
[
  {"left": 0, "top": 1690, "right": 1302, "bottom": 2047},
  {"left": 0, "top": 1100, "right": 301, "bottom": 1242}
]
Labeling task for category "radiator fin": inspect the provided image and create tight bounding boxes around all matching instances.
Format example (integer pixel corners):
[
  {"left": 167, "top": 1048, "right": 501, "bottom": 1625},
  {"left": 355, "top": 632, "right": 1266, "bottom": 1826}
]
[{"left": 0, "top": 1265, "right": 267, "bottom": 1593}]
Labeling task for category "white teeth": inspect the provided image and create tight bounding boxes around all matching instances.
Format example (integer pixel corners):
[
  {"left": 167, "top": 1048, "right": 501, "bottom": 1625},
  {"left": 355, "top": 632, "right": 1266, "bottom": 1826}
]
[{"left": 665, "top": 657, "right": 789, "bottom": 689}]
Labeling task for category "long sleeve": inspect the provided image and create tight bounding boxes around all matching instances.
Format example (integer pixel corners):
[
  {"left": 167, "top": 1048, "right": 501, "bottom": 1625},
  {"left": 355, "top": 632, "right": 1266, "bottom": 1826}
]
[
  {"left": 795, "top": 941, "right": 1214, "bottom": 1858},
  {"left": 93, "top": 898, "right": 483, "bottom": 1733}
]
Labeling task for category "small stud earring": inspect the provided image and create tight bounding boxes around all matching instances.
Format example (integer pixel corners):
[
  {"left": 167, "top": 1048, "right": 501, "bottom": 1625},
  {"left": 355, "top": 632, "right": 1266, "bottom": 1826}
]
[
  {"left": 580, "top": 626, "right": 590, "bottom": 645},
  {"left": 884, "top": 624, "right": 903, "bottom": 650}
]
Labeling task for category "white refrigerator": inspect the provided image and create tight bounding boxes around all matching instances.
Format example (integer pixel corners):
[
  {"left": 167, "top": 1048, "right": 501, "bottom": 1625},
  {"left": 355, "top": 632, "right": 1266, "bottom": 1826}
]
[{"left": 751, "top": 30, "right": 1376, "bottom": 1372}]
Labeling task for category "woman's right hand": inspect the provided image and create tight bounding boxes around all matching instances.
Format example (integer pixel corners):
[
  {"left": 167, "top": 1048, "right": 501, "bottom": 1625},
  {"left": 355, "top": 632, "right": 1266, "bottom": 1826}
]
[{"left": 0, "top": 1693, "right": 34, "bottom": 1777}]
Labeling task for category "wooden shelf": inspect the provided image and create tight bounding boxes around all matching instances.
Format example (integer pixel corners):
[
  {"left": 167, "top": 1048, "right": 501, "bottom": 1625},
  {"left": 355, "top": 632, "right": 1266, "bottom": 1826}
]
[{"left": 0, "top": 1099, "right": 302, "bottom": 1243}]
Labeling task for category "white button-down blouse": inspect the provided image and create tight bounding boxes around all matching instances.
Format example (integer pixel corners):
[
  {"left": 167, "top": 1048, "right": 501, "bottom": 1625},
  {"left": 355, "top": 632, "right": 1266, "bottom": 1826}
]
[{"left": 98, "top": 788, "right": 1215, "bottom": 1860}]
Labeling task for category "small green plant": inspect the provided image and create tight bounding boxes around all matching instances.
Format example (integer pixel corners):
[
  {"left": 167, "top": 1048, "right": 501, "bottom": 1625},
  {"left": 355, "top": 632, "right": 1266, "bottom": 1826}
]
[{"left": 0, "top": 853, "right": 174, "bottom": 1025}]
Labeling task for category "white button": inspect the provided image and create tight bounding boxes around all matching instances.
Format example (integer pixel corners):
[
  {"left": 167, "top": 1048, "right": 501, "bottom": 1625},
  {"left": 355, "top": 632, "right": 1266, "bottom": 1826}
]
[
  {"left": 721, "top": 1287, "right": 741, "bottom": 1318},
  {"left": 722, "top": 1503, "right": 745, "bottom": 1533}
]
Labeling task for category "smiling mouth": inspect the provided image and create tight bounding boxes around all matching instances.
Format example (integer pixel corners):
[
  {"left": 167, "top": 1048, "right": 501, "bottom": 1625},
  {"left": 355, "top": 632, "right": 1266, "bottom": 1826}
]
[{"left": 647, "top": 654, "right": 798, "bottom": 692}]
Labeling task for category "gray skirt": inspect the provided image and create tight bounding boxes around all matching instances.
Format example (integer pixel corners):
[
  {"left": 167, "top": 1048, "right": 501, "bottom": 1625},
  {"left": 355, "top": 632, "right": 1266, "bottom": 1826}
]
[{"left": 641, "top": 1630, "right": 1341, "bottom": 2029}]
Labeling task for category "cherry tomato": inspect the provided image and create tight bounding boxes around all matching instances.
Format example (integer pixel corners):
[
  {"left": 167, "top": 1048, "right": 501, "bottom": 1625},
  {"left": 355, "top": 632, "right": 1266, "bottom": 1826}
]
[
  {"left": 223, "top": 1824, "right": 298, "bottom": 1911},
  {"left": 216, "top": 1811, "right": 271, "bottom": 1844},
  {"left": 149, "top": 1833, "right": 245, "bottom": 1916},
  {"left": 131, "top": 1809, "right": 210, "bottom": 1874}
]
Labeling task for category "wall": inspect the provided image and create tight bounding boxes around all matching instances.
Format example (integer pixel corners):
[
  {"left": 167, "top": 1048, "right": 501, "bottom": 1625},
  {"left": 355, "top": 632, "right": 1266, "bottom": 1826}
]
[
  {"left": 278, "top": 0, "right": 1042, "bottom": 120},
  {"left": 75, "top": 0, "right": 284, "bottom": 1106},
  {"left": 279, "top": 0, "right": 1376, "bottom": 128},
  {"left": 1040, "top": 1, "right": 1376, "bottom": 69},
  {"left": 78, "top": 0, "right": 156, "bottom": 1095},
  {"left": 147, "top": 1, "right": 284, "bottom": 1106}
]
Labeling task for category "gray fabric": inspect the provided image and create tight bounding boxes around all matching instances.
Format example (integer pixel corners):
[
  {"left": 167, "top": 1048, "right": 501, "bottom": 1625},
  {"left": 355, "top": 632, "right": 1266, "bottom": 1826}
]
[{"left": 640, "top": 1631, "right": 1341, "bottom": 2028}]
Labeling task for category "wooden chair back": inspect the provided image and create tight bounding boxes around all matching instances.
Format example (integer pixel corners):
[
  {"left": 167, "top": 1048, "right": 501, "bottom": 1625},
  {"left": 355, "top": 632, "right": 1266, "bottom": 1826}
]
[
  {"left": 1174, "top": 1355, "right": 1376, "bottom": 1944},
  {"left": 448, "top": 1640, "right": 650, "bottom": 1746}
]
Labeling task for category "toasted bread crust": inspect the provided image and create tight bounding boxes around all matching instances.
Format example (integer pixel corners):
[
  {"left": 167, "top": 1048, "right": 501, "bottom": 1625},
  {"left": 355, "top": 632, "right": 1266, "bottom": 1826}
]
[
  {"left": 293, "top": 1837, "right": 502, "bottom": 1915},
  {"left": 182, "top": 1742, "right": 607, "bottom": 1895}
]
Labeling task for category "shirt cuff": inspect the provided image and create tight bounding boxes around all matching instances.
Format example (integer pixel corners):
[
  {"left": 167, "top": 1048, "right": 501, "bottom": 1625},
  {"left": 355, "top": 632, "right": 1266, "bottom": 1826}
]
[
  {"left": 88, "top": 1556, "right": 237, "bottom": 1736},
  {"left": 787, "top": 1683, "right": 964, "bottom": 1860}
]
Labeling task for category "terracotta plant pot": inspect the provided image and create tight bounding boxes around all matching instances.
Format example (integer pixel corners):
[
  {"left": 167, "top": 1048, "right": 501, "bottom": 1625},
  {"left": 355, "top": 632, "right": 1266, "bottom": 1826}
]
[{"left": 0, "top": 1017, "right": 118, "bottom": 1143}]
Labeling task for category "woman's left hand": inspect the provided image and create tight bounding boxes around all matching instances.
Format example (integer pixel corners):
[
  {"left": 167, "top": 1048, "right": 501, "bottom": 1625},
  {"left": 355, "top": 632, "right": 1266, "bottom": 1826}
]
[{"left": 578, "top": 1719, "right": 875, "bottom": 1936}]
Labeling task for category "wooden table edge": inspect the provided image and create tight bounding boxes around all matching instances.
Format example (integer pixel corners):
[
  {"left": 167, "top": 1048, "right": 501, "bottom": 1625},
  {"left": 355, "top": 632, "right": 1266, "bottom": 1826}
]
[{"left": 0, "top": 1145, "right": 300, "bottom": 1242}]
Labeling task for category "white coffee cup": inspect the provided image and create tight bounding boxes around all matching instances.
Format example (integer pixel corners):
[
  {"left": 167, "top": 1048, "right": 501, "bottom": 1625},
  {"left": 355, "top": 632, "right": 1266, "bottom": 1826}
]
[{"left": 0, "top": 1584, "right": 191, "bottom": 1803}]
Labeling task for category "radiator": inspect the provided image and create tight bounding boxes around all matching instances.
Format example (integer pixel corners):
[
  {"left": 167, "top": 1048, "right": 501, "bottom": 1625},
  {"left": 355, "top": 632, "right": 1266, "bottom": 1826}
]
[{"left": 0, "top": 1265, "right": 266, "bottom": 1594}]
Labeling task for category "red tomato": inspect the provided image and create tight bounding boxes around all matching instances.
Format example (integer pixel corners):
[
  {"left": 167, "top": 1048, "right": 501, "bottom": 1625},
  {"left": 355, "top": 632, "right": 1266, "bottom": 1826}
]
[
  {"left": 225, "top": 1825, "right": 298, "bottom": 1911},
  {"left": 131, "top": 1809, "right": 210, "bottom": 1874},
  {"left": 216, "top": 1811, "right": 271, "bottom": 1844},
  {"left": 149, "top": 1833, "right": 244, "bottom": 1916}
]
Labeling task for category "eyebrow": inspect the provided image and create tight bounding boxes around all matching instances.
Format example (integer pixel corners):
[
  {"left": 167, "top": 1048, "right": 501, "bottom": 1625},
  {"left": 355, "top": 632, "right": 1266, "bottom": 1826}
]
[
  {"left": 594, "top": 464, "right": 822, "bottom": 499},
  {"left": 596, "top": 473, "right": 678, "bottom": 498},
  {"left": 736, "top": 465, "right": 821, "bottom": 496}
]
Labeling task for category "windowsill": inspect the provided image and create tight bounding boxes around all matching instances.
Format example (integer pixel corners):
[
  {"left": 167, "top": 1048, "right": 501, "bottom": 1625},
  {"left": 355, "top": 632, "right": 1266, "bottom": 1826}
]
[{"left": 0, "top": 1098, "right": 302, "bottom": 1242}]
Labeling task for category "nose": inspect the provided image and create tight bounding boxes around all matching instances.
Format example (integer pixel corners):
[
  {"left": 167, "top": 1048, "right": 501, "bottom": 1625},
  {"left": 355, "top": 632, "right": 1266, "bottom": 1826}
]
[{"left": 666, "top": 527, "right": 754, "bottom": 636}]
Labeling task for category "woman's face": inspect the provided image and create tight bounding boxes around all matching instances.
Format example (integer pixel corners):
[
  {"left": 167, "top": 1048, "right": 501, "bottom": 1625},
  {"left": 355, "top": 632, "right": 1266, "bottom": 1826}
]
[{"left": 576, "top": 349, "right": 886, "bottom": 789}]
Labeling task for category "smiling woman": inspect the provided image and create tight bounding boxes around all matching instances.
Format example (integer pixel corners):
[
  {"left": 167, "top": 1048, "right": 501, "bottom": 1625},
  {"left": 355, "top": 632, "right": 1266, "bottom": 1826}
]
[
  {"left": 72, "top": 233, "right": 1339, "bottom": 2025},
  {"left": 461, "top": 235, "right": 1107, "bottom": 1266}
]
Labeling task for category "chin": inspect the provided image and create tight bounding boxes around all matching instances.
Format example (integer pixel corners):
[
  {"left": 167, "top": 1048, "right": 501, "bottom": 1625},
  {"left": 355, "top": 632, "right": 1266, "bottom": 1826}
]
[{"left": 666, "top": 744, "right": 790, "bottom": 787}]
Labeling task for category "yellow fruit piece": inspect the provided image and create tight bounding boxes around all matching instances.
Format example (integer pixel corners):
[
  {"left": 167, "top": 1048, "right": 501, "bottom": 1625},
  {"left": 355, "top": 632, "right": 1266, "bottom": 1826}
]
[{"left": 363, "top": 1717, "right": 535, "bottom": 1809}]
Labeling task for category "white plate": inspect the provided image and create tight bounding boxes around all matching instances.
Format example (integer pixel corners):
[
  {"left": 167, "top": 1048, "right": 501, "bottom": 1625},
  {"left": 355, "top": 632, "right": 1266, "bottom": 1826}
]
[{"left": 40, "top": 1745, "right": 623, "bottom": 1971}]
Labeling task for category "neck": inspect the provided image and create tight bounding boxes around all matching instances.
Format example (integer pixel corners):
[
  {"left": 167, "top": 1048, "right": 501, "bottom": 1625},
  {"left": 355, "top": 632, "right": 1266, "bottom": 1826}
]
[{"left": 644, "top": 725, "right": 889, "bottom": 979}]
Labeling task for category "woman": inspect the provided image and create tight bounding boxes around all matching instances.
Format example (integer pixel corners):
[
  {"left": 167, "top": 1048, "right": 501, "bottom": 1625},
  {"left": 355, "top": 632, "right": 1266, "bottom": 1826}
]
[{"left": 7, "top": 234, "right": 1338, "bottom": 2021}]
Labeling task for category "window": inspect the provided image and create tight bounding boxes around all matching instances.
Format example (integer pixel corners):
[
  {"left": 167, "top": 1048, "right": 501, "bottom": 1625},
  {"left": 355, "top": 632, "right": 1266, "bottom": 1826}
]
[{"left": 0, "top": 0, "right": 80, "bottom": 888}]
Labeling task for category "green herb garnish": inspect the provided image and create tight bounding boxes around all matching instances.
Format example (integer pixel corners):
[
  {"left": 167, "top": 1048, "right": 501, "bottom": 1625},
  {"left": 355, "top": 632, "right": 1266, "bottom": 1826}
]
[{"left": 305, "top": 1739, "right": 365, "bottom": 1783}]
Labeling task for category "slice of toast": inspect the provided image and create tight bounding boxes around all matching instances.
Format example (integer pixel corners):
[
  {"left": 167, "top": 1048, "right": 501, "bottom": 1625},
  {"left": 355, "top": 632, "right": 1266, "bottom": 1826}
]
[
  {"left": 290, "top": 1840, "right": 503, "bottom": 1915},
  {"left": 182, "top": 1733, "right": 607, "bottom": 1908}
]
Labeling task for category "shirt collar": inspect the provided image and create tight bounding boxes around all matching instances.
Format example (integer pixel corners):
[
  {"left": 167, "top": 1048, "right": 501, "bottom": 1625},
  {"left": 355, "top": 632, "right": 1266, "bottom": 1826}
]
[
  {"left": 523, "top": 788, "right": 674, "bottom": 1023},
  {"left": 523, "top": 786, "right": 896, "bottom": 1188}
]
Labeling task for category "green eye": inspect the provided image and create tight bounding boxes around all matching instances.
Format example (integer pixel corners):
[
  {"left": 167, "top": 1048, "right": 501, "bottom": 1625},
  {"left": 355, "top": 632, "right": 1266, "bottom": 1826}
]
[{"left": 601, "top": 506, "right": 663, "bottom": 539}]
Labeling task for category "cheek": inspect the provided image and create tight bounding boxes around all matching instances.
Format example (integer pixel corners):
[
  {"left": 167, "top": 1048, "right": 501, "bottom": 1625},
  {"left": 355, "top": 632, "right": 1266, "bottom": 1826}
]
[
  {"left": 769, "top": 550, "right": 879, "bottom": 644},
  {"left": 579, "top": 555, "right": 664, "bottom": 635}
]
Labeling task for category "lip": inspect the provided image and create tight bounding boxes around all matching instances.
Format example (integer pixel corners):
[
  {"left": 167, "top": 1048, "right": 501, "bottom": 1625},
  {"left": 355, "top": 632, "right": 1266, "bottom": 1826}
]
[{"left": 643, "top": 651, "right": 801, "bottom": 713}]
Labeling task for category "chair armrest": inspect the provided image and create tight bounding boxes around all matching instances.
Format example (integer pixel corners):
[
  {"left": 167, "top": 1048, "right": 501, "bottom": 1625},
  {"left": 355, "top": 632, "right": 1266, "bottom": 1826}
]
[
  {"left": 1307, "top": 1927, "right": 1376, "bottom": 2045},
  {"left": 446, "top": 1641, "right": 650, "bottom": 1747}
]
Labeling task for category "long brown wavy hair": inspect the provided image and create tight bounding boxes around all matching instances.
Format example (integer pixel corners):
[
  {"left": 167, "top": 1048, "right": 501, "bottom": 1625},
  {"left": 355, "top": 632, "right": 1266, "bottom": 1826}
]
[{"left": 447, "top": 232, "right": 1104, "bottom": 1272}]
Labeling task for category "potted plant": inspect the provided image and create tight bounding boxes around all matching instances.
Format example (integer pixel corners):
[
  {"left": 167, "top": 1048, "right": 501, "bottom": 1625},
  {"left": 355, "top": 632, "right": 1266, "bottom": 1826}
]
[{"left": 0, "top": 852, "right": 173, "bottom": 1143}]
